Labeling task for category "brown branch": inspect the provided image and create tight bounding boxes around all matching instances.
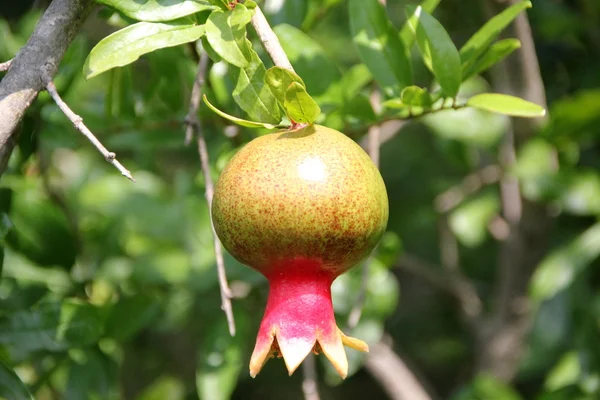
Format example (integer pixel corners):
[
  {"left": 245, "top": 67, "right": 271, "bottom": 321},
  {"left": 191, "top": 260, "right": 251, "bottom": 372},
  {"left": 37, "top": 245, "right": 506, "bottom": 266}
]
[
  {"left": 184, "top": 51, "right": 209, "bottom": 146},
  {"left": 250, "top": 6, "right": 295, "bottom": 71},
  {"left": 366, "top": 338, "right": 434, "bottom": 400},
  {"left": 475, "top": 0, "right": 553, "bottom": 381},
  {"left": 398, "top": 254, "right": 483, "bottom": 323},
  {"left": 435, "top": 165, "right": 503, "bottom": 282},
  {"left": 45, "top": 80, "right": 135, "bottom": 182},
  {"left": 434, "top": 165, "right": 503, "bottom": 213},
  {"left": 301, "top": 354, "right": 320, "bottom": 400},
  {"left": 0, "top": 59, "right": 12, "bottom": 72},
  {"left": 185, "top": 51, "right": 236, "bottom": 336},
  {"left": 488, "top": 215, "right": 510, "bottom": 241},
  {"left": 0, "top": 0, "right": 94, "bottom": 179},
  {"left": 438, "top": 216, "right": 460, "bottom": 272}
]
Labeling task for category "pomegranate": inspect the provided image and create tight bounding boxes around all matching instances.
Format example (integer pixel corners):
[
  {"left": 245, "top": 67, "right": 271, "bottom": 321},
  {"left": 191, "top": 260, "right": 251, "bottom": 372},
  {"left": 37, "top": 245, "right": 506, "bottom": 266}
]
[{"left": 212, "top": 124, "right": 389, "bottom": 378}]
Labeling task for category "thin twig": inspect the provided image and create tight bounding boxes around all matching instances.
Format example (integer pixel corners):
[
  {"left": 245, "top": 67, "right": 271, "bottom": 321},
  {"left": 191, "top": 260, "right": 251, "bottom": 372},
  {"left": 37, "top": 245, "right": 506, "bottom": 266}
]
[
  {"left": 0, "top": 59, "right": 12, "bottom": 72},
  {"left": 0, "top": 0, "right": 95, "bottom": 179},
  {"left": 488, "top": 214, "right": 510, "bottom": 241},
  {"left": 44, "top": 79, "right": 135, "bottom": 182},
  {"left": 434, "top": 165, "right": 503, "bottom": 213},
  {"left": 250, "top": 6, "right": 295, "bottom": 72},
  {"left": 301, "top": 354, "right": 321, "bottom": 400},
  {"left": 347, "top": 90, "right": 382, "bottom": 330},
  {"left": 184, "top": 51, "right": 209, "bottom": 146},
  {"left": 185, "top": 51, "right": 236, "bottom": 336},
  {"left": 438, "top": 217, "right": 460, "bottom": 272}
]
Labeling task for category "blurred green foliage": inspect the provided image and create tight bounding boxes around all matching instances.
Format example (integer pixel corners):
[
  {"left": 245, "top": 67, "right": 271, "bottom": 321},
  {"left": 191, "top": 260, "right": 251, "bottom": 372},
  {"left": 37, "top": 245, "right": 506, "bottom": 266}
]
[{"left": 0, "top": 0, "right": 599, "bottom": 399}]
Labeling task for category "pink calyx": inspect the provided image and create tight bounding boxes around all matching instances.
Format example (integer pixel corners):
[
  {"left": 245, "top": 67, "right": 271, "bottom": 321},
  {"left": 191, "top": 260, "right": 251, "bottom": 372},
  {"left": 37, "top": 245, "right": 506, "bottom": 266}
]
[{"left": 249, "top": 258, "right": 368, "bottom": 378}]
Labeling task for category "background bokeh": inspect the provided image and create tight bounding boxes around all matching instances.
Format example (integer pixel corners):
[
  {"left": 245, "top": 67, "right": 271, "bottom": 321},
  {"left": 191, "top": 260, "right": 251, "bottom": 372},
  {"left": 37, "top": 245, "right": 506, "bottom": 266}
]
[{"left": 1, "top": 1, "right": 599, "bottom": 399}]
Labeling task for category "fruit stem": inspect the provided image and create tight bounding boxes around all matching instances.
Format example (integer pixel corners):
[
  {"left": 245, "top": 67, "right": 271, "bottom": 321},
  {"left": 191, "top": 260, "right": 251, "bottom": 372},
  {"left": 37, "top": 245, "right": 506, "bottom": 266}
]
[{"left": 290, "top": 120, "right": 309, "bottom": 130}]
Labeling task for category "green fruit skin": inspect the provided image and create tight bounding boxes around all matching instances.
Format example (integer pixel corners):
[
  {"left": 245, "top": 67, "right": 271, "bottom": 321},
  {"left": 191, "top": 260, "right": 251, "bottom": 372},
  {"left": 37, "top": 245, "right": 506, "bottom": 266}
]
[{"left": 212, "top": 124, "right": 389, "bottom": 277}]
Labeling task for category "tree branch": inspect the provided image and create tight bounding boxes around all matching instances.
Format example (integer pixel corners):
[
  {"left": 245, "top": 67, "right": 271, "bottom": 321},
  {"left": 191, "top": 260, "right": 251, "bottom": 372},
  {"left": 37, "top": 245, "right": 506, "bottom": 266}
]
[
  {"left": 434, "top": 165, "right": 503, "bottom": 213},
  {"left": 0, "top": 0, "right": 94, "bottom": 178},
  {"left": 398, "top": 254, "right": 483, "bottom": 323},
  {"left": 366, "top": 338, "right": 434, "bottom": 400},
  {"left": 301, "top": 354, "right": 321, "bottom": 400},
  {"left": 347, "top": 90, "right": 382, "bottom": 330},
  {"left": 0, "top": 59, "right": 12, "bottom": 72},
  {"left": 250, "top": 5, "right": 295, "bottom": 71},
  {"left": 45, "top": 80, "right": 135, "bottom": 182},
  {"left": 476, "top": 0, "right": 553, "bottom": 381},
  {"left": 185, "top": 51, "right": 236, "bottom": 336}
]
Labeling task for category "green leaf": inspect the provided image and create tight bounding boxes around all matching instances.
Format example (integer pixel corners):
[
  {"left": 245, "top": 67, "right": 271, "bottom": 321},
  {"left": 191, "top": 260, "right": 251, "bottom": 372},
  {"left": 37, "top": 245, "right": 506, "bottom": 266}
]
[
  {"left": 264, "top": 67, "right": 305, "bottom": 105},
  {"left": 401, "top": 86, "right": 433, "bottom": 108},
  {"left": 265, "top": 0, "right": 307, "bottom": 28},
  {"left": 205, "top": 5, "right": 253, "bottom": 68},
  {"left": 459, "top": 1, "right": 532, "bottom": 70},
  {"left": 106, "top": 65, "right": 136, "bottom": 119},
  {"left": 2, "top": 249, "right": 72, "bottom": 295},
  {"left": 462, "top": 38, "right": 521, "bottom": 81},
  {"left": 376, "top": 232, "right": 403, "bottom": 268},
  {"left": 196, "top": 313, "right": 248, "bottom": 400},
  {"left": 57, "top": 300, "right": 106, "bottom": 347},
  {"left": 207, "top": 0, "right": 229, "bottom": 10},
  {"left": 382, "top": 98, "right": 408, "bottom": 110},
  {"left": 66, "top": 350, "right": 116, "bottom": 400},
  {"left": 0, "top": 212, "right": 13, "bottom": 242},
  {"left": 0, "top": 300, "right": 105, "bottom": 356},
  {"left": 513, "top": 139, "right": 559, "bottom": 202},
  {"left": 96, "top": 0, "right": 215, "bottom": 22},
  {"left": 467, "top": 93, "right": 546, "bottom": 117},
  {"left": 343, "top": 94, "right": 377, "bottom": 123},
  {"left": 318, "top": 63, "right": 374, "bottom": 108},
  {"left": 138, "top": 376, "right": 185, "bottom": 400},
  {"left": 284, "top": 82, "right": 321, "bottom": 123},
  {"left": 339, "top": 64, "right": 373, "bottom": 101},
  {"left": 200, "top": 35, "right": 222, "bottom": 62},
  {"left": 449, "top": 192, "right": 500, "bottom": 247},
  {"left": 558, "top": 171, "right": 600, "bottom": 215},
  {"left": 407, "top": 6, "right": 462, "bottom": 97},
  {"left": 203, "top": 95, "right": 285, "bottom": 129},
  {"left": 84, "top": 20, "right": 206, "bottom": 78},
  {"left": 349, "top": 0, "right": 412, "bottom": 96},
  {"left": 273, "top": 24, "right": 340, "bottom": 97},
  {"left": 105, "top": 294, "right": 160, "bottom": 342},
  {"left": 232, "top": 50, "right": 281, "bottom": 124},
  {"left": 530, "top": 222, "right": 600, "bottom": 301},
  {"left": 7, "top": 184, "right": 76, "bottom": 269},
  {"left": 453, "top": 374, "right": 522, "bottom": 400},
  {"left": 545, "top": 352, "right": 582, "bottom": 392},
  {"left": 400, "top": 0, "right": 441, "bottom": 47},
  {"left": 542, "top": 89, "right": 600, "bottom": 143},
  {"left": 0, "top": 360, "right": 33, "bottom": 400}
]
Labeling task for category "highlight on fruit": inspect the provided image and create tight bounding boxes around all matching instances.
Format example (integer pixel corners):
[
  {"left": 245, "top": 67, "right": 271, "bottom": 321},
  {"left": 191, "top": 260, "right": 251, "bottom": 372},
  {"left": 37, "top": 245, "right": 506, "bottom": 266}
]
[{"left": 212, "top": 124, "right": 389, "bottom": 378}]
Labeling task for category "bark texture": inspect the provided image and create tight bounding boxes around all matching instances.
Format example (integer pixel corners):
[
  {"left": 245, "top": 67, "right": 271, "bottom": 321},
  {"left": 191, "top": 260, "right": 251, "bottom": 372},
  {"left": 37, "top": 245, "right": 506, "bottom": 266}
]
[{"left": 0, "top": 0, "right": 94, "bottom": 177}]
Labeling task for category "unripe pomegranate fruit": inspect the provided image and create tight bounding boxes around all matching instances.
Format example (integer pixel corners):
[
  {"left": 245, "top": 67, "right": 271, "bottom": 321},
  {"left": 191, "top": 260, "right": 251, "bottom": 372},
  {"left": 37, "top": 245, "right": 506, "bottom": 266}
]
[{"left": 212, "top": 124, "right": 389, "bottom": 378}]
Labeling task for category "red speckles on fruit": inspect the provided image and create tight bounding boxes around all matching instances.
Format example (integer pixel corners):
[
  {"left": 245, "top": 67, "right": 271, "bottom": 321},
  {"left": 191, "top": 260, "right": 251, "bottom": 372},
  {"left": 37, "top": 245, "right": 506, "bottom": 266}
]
[{"left": 212, "top": 124, "right": 388, "bottom": 378}]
